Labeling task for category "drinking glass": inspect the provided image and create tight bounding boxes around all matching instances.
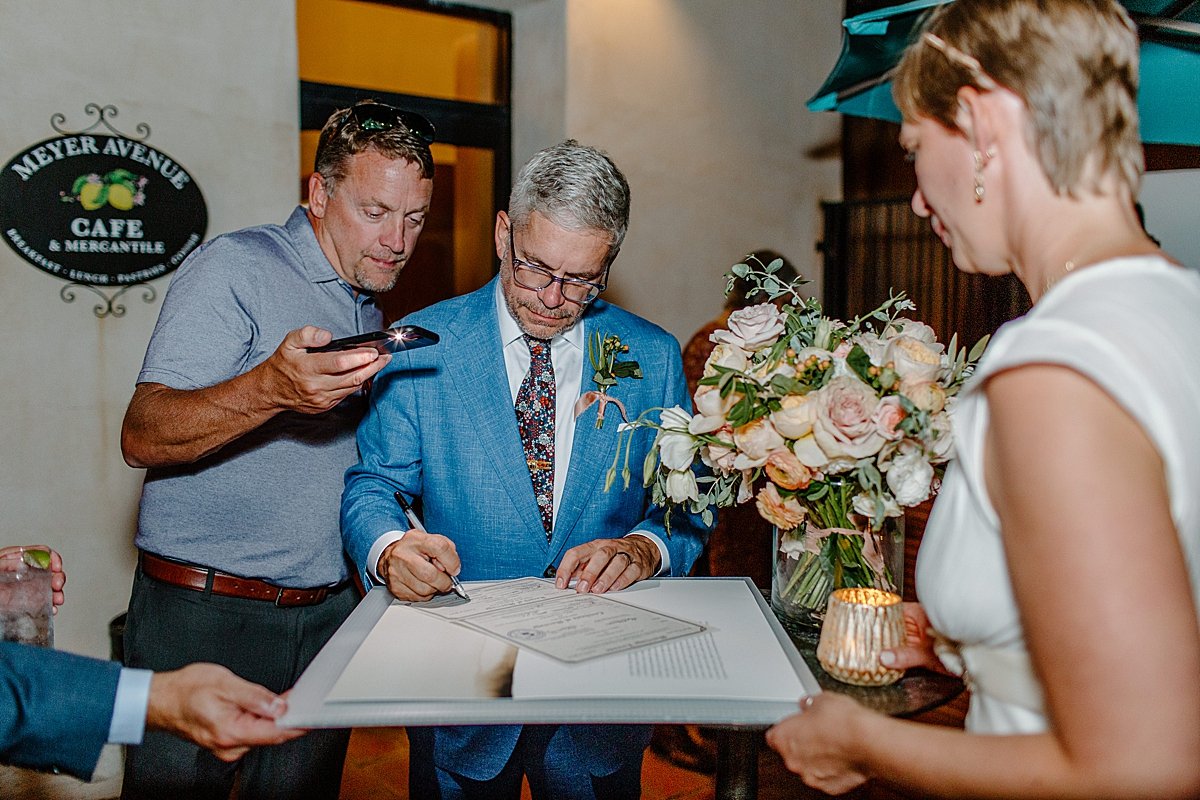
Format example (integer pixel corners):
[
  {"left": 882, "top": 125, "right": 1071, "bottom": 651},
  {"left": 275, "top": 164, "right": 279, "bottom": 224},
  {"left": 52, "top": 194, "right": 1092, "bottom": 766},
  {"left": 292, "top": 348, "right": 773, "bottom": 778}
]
[{"left": 0, "top": 555, "right": 54, "bottom": 647}]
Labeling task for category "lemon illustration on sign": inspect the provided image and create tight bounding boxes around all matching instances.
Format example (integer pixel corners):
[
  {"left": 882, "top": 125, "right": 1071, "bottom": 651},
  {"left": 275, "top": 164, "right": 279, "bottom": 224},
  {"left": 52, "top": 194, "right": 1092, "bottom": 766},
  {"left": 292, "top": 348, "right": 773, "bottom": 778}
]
[
  {"left": 63, "top": 169, "right": 143, "bottom": 210},
  {"left": 79, "top": 181, "right": 107, "bottom": 210},
  {"left": 108, "top": 183, "right": 135, "bottom": 210}
]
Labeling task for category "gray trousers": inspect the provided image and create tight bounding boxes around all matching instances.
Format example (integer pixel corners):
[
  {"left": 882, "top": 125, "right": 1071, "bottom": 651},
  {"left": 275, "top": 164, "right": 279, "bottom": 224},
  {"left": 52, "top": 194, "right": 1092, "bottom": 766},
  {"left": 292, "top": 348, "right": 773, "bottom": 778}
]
[{"left": 120, "top": 567, "right": 356, "bottom": 800}]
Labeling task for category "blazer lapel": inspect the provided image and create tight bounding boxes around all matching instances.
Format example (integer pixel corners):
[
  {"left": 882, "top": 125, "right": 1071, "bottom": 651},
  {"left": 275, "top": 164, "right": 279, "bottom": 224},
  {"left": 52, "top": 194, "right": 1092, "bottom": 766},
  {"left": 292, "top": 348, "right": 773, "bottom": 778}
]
[
  {"left": 553, "top": 310, "right": 634, "bottom": 550},
  {"left": 441, "top": 288, "right": 547, "bottom": 544}
]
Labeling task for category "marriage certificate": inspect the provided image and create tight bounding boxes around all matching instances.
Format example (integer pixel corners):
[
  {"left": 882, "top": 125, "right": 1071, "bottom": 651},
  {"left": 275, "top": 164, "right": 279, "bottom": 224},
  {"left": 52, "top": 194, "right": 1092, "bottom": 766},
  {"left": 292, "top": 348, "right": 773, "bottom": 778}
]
[
  {"left": 409, "top": 576, "right": 706, "bottom": 662},
  {"left": 285, "top": 577, "right": 820, "bottom": 728}
]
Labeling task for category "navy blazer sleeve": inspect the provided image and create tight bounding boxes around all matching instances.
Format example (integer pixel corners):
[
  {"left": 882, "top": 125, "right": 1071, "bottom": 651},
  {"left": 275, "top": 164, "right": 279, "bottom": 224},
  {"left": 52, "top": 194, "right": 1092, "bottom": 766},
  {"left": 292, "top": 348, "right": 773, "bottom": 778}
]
[{"left": 0, "top": 642, "right": 121, "bottom": 780}]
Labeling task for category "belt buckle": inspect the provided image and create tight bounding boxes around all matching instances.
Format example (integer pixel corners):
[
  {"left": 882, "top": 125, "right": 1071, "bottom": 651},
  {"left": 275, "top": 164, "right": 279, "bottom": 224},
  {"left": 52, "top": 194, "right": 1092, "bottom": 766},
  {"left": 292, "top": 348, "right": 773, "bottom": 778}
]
[{"left": 274, "top": 587, "right": 289, "bottom": 607}]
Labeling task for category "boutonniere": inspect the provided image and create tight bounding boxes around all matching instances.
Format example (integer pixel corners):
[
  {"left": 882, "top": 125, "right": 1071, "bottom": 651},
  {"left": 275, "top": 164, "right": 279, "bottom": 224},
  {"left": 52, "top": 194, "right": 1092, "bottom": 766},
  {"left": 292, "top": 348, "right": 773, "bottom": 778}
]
[{"left": 574, "top": 331, "right": 642, "bottom": 428}]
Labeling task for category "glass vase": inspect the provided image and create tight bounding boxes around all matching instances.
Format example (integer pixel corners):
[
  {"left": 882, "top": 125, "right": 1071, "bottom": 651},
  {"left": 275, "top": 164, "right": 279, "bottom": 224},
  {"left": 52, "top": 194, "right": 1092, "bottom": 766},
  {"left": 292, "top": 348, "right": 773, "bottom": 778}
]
[{"left": 770, "top": 480, "right": 904, "bottom": 640}]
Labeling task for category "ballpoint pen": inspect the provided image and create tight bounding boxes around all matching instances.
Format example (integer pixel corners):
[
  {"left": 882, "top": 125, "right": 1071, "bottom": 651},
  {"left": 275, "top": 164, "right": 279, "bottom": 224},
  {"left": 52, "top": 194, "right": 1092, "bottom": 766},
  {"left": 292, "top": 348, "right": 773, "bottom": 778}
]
[{"left": 394, "top": 491, "right": 470, "bottom": 600}]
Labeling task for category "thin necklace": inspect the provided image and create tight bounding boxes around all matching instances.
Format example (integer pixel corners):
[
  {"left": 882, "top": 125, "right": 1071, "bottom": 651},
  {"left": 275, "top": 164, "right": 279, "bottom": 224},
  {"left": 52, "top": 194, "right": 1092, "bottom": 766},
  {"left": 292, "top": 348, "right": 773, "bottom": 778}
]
[{"left": 1041, "top": 259, "right": 1076, "bottom": 296}]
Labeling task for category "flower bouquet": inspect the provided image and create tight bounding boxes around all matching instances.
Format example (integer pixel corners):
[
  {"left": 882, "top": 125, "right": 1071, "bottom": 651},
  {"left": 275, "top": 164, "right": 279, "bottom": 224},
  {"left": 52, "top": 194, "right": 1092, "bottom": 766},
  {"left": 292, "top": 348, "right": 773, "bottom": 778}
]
[{"left": 610, "top": 255, "right": 986, "bottom": 635}]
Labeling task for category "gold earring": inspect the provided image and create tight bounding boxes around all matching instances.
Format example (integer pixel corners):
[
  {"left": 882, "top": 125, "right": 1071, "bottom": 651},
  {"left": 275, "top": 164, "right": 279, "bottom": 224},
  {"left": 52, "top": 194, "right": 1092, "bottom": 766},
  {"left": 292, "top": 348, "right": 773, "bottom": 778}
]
[{"left": 972, "top": 150, "right": 985, "bottom": 203}]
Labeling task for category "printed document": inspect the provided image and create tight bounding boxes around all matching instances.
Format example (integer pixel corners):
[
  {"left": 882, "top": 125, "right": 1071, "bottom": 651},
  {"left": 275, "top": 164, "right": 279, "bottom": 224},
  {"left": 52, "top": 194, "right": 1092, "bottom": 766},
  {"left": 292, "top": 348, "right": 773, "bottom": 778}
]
[{"left": 327, "top": 578, "right": 806, "bottom": 704}]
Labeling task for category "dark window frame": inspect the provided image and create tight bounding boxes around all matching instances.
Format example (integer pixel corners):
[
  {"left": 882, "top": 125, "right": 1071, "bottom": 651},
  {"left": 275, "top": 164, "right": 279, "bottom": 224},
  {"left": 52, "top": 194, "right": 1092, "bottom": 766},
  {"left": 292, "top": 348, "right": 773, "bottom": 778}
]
[{"left": 298, "top": 0, "right": 513, "bottom": 217}]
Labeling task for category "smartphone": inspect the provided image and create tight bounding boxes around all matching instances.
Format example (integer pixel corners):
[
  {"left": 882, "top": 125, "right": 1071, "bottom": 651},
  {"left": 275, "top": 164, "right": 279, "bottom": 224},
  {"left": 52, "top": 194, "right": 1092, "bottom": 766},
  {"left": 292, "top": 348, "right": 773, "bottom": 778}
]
[{"left": 306, "top": 324, "right": 439, "bottom": 355}]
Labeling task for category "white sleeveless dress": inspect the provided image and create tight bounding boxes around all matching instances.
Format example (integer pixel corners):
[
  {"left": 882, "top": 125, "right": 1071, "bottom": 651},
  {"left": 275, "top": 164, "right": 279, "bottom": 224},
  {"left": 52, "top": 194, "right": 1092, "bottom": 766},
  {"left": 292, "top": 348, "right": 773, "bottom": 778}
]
[{"left": 917, "top": 255, "right": 1200, "bottom": 733}]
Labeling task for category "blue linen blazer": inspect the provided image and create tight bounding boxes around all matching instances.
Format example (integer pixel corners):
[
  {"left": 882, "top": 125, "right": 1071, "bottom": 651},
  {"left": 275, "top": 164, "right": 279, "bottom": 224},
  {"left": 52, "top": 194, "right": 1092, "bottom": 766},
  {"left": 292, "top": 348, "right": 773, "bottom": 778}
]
[
  {"left": 341, "top": 278, "right": 710, "bottom": 780},
  {"left": 0, "top": 642, "right": 121, "bottom": 780}
]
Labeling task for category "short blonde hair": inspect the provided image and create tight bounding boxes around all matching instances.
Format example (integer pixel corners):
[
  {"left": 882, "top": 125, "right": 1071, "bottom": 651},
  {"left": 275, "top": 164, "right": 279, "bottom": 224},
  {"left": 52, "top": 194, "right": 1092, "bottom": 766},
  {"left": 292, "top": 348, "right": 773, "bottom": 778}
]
[{"left": 893, "top": 0, "right": 1143, "bottom": 196}]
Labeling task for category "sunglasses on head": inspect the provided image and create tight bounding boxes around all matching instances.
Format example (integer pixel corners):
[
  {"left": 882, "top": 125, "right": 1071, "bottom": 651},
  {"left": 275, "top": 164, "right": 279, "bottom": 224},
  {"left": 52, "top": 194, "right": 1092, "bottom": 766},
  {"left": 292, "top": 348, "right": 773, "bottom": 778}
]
[{"left": 348, "top": 103, "right": 436, "bottom": 144}]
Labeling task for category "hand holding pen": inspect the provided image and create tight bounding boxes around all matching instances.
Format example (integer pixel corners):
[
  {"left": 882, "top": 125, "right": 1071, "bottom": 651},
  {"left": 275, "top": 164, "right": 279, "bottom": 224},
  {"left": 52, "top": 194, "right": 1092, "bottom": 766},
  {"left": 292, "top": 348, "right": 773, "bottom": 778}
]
[{"left": 393, "top": 492, "right": 470, "bottom": 601}]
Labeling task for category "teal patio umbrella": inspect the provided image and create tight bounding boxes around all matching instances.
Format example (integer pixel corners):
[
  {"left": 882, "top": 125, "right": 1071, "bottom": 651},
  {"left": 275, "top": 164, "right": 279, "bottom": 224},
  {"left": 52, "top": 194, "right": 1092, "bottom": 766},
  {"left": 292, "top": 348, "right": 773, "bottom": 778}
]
[{"left": 806, "top": 0, "right": 1200, "bottom": 145}]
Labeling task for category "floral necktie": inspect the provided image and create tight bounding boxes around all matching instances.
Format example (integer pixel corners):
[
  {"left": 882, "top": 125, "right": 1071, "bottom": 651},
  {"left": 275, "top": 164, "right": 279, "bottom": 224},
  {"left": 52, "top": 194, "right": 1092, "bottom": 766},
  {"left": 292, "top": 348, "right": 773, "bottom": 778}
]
[{"left": 515, "top": 334, "right": 555, "bottom": 539}]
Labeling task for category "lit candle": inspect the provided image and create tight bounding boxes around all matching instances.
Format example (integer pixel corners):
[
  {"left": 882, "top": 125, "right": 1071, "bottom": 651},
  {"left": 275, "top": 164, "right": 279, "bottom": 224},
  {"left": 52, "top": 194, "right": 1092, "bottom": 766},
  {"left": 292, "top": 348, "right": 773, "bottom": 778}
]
[{"left": 816, "top": 587, "right": 905, "bottom": 686}]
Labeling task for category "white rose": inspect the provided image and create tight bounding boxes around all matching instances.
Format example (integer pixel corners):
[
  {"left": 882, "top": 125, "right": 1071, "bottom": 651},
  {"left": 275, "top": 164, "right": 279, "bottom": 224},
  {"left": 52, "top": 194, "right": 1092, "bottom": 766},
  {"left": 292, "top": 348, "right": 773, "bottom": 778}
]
[
  {"left": 885, "top": 335, "right": 944, "bottom": 383},
  {"left": 887, "top": 318, "right": 938, "bottom": 343},
  {"left": 852, "top": 332, "right": 889, "bottom": 365},
  {"left": 712, "top": 303, "right": 785, "bottom": 351},
  {"left": 689, "top": 386, "right": 735, "bottom": 435},
  {"left": 664, "top": 469, "right": 699, "bottom": 504},
  {"left": 704, "top": 342, "right": 750, "bottom": 375},
  {"left": 771, "top": 393, "right": 819, "bottom": 439},
  {"left": 885, "top": 444, "right": 935, "bottom": 506},
  {"left": 791, "top": 434, "right": 829, "bottom": 469}
]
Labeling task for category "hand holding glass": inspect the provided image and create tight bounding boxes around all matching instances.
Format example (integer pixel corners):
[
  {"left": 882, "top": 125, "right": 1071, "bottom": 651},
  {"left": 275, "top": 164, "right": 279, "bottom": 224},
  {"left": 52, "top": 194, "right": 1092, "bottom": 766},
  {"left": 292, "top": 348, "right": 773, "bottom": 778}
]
[{"left": 0, "top": 548, "right": 54, "bottom": 647}]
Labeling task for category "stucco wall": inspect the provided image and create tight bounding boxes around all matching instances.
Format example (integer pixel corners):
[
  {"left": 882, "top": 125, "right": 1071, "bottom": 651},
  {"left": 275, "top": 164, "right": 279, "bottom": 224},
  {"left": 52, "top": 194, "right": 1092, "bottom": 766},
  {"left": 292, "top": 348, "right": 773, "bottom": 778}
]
[
  {"left": 511, "top": 0, "right": 843, "bottom": 341},
  {"left": 0, "top": 0, "right": 298, "bottom": 658}
]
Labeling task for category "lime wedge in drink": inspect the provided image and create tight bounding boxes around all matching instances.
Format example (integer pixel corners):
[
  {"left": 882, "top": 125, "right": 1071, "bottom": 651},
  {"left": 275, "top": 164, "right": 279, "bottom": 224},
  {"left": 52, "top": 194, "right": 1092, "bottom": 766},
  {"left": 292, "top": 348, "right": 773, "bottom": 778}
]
[{"left": 21, "top": 549, "right": 51, "bottom": 569}]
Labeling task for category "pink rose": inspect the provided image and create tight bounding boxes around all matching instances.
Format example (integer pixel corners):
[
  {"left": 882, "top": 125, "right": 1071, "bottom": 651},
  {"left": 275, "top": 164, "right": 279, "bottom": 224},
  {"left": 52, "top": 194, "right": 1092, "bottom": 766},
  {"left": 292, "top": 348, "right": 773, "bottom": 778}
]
[
  {"left": 812, "top": 376, "right": 886, "bottom": 459},
  {"left": 755, "top": 483, "right": 806, "bottom": 530},
  {"left": 700, "top": 426, "right": 738, "bottom": 473},
  {"left": 764, "top": 448, "right": 815, "bottom": 491},
  {"left": 871, "top": 395, "right": 906, "bottom": 441},
  {"left": 712, "top": 303, "right": 785, "bottom": 352},
  {"left": 732, "top": 418, "right": 785, "bottom": 469}
]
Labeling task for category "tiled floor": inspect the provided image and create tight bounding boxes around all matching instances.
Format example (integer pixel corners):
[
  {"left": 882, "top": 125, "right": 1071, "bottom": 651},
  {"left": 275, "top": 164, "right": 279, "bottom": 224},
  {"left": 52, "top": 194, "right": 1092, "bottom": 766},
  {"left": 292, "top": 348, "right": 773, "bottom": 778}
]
[
  {"left": 338, "top": 725, "right": 782, "bottom": 800},
  {"left": 337, "top": 698, "right": 969, "bottom": 800}
]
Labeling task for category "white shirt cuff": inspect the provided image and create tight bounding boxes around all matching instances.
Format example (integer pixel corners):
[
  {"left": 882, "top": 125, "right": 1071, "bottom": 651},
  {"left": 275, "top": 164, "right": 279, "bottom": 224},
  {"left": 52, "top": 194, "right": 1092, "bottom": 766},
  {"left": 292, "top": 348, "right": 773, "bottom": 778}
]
[
  {"left": 108, "top": 667, "right": 152, "bottom": 745},
  {"left": 366, "top": 530, "right": 408, "bottom": 583},
  {"left": 626, "top": 531, "right": 670, "bottom": 576}
]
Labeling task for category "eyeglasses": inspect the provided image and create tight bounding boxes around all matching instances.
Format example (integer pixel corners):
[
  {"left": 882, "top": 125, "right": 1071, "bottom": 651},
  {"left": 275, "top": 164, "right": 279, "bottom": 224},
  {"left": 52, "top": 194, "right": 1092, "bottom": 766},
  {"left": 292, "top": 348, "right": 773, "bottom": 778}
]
[
  {"left": 348, "top": 102, "right": 436, "bottom": 144},
  {"left": 508, "top": 226, "right": 607, "bottom": 305}
]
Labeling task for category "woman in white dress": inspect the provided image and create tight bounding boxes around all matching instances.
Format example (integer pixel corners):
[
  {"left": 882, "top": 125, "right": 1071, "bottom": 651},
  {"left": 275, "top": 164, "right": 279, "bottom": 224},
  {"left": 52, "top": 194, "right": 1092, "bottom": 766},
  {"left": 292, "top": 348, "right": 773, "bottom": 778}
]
[{"left": 766, "top": 1, "right": 1200, "bottom": 796}]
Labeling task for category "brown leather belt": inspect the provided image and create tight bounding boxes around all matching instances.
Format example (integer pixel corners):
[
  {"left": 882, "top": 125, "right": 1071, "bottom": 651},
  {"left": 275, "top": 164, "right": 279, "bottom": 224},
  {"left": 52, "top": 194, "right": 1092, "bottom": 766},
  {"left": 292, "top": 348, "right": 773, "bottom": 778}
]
[{"left": 139, "top": 551, "right": 342, "bottom": 607}]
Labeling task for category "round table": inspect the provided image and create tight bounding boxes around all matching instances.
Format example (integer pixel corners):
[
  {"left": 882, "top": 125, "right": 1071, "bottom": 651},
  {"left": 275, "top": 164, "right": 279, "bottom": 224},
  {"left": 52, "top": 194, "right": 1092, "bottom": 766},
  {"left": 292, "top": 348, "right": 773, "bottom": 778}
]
[{"left": 712, "top": 633, "right": 964, "bottom": 800}]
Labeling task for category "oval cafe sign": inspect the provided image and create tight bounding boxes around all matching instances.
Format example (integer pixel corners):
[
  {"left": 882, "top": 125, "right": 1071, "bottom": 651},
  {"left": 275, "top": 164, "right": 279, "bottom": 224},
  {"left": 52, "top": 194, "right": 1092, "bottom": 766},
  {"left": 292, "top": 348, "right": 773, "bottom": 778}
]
[{"left": 0, "top": 127, "right": 207, "bottom": 287}]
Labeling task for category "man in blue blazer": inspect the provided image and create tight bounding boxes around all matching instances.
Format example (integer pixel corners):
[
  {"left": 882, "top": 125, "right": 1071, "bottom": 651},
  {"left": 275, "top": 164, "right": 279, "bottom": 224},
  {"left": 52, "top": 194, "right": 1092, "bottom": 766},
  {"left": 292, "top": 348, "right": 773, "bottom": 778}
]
[
  {"left": 0, "top": 546, "right": 300, "bottom": 780},
  {"left": 0, "top": 642, "right": 300, "bottom": 780},
  {"left": 342, "top": 140, "right": 709, "bottom": 799}
]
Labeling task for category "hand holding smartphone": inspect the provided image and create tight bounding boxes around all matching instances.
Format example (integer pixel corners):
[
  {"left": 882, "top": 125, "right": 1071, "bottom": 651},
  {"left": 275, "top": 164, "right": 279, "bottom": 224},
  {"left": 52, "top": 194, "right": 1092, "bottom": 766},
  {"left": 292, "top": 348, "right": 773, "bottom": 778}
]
[{"left": 306, "top": 325, "right": 439, "bottom": 355}]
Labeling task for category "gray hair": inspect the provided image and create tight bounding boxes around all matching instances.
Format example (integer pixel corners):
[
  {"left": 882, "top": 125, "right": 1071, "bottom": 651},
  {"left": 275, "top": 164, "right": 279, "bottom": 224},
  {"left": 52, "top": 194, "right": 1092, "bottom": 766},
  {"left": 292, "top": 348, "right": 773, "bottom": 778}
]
[{"left": 508, "top": 139, "right": 631, "bottom": 262}]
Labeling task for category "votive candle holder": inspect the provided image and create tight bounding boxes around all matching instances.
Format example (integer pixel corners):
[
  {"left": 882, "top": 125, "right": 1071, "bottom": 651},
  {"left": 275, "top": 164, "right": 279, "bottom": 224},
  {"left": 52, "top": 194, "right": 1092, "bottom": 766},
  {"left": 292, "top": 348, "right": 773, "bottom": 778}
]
[{"left": 816, "top": 587, "right": 904, "bottom": 686}]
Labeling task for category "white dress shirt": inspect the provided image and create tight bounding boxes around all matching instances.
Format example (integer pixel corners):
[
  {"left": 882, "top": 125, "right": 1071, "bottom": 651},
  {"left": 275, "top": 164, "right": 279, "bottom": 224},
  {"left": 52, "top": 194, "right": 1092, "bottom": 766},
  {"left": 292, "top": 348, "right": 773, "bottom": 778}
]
[
  {"left": 108, "top": 667, "right": 153, "bottom": 744},
  {"left": 366, "top": 282, "right": 668, "bottom": 580}
]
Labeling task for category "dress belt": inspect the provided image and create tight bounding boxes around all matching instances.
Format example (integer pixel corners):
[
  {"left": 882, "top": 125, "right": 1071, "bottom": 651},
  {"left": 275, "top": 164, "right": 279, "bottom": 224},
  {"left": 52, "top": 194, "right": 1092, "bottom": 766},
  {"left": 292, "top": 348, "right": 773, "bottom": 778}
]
[{"left": 139, "top": 551, "right": 343, "bottom": 608}]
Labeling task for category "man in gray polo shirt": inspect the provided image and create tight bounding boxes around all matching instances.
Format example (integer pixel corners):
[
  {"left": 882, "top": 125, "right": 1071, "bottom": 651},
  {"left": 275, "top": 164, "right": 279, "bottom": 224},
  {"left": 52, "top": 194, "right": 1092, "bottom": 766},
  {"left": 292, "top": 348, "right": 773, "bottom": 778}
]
[{"left": 118, "top": 101, "right": 435, "bottom": 800}]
